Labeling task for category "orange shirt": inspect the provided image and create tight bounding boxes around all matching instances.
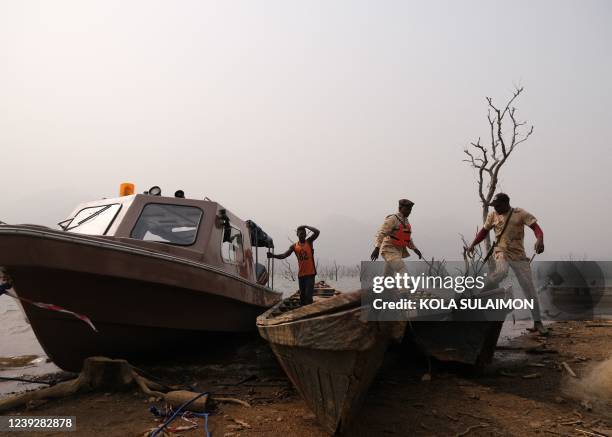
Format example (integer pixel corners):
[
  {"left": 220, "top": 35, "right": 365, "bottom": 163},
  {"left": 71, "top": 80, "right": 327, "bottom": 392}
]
[{"left": 294, "top": 241, "right": 316, "bottom": 277}]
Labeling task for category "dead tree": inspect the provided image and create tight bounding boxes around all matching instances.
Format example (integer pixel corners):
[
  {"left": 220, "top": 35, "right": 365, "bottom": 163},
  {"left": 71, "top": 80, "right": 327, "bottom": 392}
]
[{"left": 463, "top": 86, "right": 534, "bottom": 255}]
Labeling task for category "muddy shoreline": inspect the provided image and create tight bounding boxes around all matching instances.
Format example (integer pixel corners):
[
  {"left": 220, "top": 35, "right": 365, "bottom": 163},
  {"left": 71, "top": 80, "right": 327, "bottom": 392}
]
[{"left": 1, "top": 321, "right": 611, "bottom": 437}]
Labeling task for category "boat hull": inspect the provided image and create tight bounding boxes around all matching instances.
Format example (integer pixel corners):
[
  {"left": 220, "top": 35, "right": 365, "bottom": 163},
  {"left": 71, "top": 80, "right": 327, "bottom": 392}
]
[{"left": 0, "top": 227, "right": 280, "bottom": 371}]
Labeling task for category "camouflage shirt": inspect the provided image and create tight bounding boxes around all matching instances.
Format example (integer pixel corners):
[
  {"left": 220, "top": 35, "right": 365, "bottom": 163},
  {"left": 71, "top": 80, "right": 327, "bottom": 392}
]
[{"left": 375, "top": 213, "right": 416, "bottom": 258}]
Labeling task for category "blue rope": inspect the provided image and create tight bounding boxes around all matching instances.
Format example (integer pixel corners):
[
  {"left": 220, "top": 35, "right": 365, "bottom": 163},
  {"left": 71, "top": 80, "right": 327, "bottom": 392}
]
[
  {"left": 149, "top": 392, "right": 209, "bottom": 437},
  {"left": 190, "top": 412, "right": 210, "bottom": 437},
  {"left": 148, "top": 407, "right": 210, "bottom": 436},
  {"left": 203, "top": 413, "right": 210, "bottom": 437}
]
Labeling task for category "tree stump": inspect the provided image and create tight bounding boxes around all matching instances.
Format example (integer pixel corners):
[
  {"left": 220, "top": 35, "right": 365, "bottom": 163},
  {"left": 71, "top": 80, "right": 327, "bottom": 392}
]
[{"left": 0, "top": 356, "right": 164, "bottom": 412}]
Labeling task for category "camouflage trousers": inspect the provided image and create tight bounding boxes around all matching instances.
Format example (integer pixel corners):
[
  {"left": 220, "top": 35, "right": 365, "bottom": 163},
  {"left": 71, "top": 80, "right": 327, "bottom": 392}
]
[{"left": 381, "top": 250, "right": 408, "bottom": 276}]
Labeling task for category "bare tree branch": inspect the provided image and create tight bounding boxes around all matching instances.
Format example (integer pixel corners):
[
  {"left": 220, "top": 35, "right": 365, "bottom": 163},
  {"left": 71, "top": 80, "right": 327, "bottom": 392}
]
[{"left": 463, "top": 86, "right": 534, "bottom": 258}]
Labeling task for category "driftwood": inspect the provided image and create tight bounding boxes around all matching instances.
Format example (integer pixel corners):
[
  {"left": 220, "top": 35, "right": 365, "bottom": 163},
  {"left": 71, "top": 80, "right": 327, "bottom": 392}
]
[
  {"left": 454, "top": 423, "right": 488, "bottom": 437},
  {"left": 212, "top": 397, "right": 251, "bottom": 407},
  {"left": 562, "top": 361, "right": 578, "bottom": 378},
  {"left": 0, "top": 357, "right": 210, "bottom": 413}
]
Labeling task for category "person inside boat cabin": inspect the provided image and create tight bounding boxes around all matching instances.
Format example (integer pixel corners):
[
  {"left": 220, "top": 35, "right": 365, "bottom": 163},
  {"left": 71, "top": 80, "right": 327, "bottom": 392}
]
[
  {"left": 467, "top": 192, "right": 548, "bottom": 335},
  {"left": 371, "top": 199, "right": 422, "bottom": 276},
  {"left": 267, "top": 225, "right": 320, "bottom": 305}
]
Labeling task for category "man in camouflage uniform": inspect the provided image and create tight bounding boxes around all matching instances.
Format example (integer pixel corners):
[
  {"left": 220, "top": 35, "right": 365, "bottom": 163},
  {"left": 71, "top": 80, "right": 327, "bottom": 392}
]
[
  {"left": 468, "top": 192, "right": 548, "bottom": 335},
  {"left": 371, "top": 199, "right": 423, "bottom": 276}
]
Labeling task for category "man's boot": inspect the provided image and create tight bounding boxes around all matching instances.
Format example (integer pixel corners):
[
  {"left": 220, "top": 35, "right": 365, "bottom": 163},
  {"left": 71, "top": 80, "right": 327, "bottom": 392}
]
[{"left": 533, "top": 321, "right": 549, "bottom": 336}]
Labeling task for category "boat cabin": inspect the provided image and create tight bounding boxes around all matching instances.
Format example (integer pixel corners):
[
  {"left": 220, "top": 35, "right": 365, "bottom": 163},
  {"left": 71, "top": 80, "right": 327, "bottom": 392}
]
[{"left": 58, "top": 184, "right": 275, "bottom": 287}]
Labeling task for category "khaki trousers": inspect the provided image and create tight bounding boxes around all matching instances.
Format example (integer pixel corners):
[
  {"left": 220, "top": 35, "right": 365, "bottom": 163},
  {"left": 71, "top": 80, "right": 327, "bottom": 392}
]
[{"left": 488, "top": 251, "right": 543, "bottom": 322}]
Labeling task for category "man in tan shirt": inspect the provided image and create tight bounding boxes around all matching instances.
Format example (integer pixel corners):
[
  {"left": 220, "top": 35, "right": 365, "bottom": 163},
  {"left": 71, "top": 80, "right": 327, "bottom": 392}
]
[
  {"left": 468, "top": 192, "right": 547, "bottom": 335},
  {"left": 371, "top": 199, "right": 423, "bottom": 275}
]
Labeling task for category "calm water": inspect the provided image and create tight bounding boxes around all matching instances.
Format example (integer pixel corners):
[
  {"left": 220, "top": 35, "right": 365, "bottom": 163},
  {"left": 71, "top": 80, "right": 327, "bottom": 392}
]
[{"left": 0, "top": 297, "right": 59, "bottom": 395}]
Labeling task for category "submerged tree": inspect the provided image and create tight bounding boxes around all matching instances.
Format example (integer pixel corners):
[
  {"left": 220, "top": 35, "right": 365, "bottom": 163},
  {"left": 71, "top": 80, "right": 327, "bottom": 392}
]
[{"left": 463, "top": 86, "right": 534, "bottom": 255}]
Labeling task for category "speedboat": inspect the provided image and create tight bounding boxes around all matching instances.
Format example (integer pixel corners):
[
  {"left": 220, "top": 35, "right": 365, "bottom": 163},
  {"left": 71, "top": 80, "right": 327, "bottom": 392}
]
[{"left": 0, "top": 183, "right": 281, "bottom": 371}]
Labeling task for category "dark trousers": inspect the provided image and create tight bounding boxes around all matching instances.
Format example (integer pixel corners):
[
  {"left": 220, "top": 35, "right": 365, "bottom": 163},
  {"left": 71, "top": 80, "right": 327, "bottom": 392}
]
[{"left": 298, "top": 274, "right": 315, "bottom": 305}]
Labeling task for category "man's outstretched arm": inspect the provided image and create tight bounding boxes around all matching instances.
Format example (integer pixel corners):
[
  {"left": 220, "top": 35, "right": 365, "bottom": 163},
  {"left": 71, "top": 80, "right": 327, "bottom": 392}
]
[
  {"left": 268, "top": 245, "right": 294, "bottom": 260},
  {"left": 530, "top": 223, "right": 544, "bottom": 254},
  {"left": 467, "top": 228, "right": 489, "bottom": 255},
  {"left": 470, "top": 228, "right": 489, "bottom": 247}
]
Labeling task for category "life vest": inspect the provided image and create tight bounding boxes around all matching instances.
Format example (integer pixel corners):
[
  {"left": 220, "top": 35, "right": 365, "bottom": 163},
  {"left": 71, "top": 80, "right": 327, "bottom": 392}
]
[
  {"left": 390, "top": 216, "right": 412, "bottom": 248},
  {"left": 294, "top": 241, "right": 316, "bottom": 277}
]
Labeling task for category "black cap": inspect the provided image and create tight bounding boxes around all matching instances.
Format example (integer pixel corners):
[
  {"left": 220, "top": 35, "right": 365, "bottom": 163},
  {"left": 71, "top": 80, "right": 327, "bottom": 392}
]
[
  {"left": 399, "top": 199, "right": 414, "bottom": 207},
  {"left": 489, "top": 193, "right": 510, "bottom": 206}
]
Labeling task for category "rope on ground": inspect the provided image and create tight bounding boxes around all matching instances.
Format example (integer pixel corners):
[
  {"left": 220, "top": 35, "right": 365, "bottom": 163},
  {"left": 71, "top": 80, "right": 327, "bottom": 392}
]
[
  {"left": 190, "top": 412, "right": 210, "bottom": 437},
  {"left": 149, "top": 392, "right": 209, "bottom": 437}
]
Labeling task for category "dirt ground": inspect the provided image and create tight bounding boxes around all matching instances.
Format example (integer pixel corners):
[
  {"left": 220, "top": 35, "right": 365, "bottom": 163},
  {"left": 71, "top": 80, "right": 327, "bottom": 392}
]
[{"left": 1, "top": 321, "right": 611, "bottom": 437}]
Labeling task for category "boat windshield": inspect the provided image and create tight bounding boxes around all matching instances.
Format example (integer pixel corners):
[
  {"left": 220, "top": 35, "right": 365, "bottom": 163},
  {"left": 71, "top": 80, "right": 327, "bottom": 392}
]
[
  {"left": 65, "top": 204, "right": 122, "bottom": 235},
  {"left": 130, "top": 203, "right": 202, "bottom": 246}
]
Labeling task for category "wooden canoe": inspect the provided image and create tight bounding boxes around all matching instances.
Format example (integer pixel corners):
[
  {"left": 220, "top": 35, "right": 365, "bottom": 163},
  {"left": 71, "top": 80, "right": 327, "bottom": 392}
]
[
  {"left": 403, "top": 287, "right": 511, "bottom": 367},
  {"left": 257, "top": 289, "right": 400, "bottom": 435},
  {"left": 406, "top": 320, "right": 504, "bottom": 366}
]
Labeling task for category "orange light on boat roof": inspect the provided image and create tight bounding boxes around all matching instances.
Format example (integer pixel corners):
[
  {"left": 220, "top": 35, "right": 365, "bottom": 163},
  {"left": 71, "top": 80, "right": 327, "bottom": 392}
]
[{"left": 119, "top": 182, "right": 135, "bottom": 196}]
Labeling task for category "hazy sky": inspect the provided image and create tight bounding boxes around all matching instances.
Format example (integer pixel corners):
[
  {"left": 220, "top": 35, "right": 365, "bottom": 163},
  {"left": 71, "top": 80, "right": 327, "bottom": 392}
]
[{"left": 1, "top": 0, "right": 611, "bottom": 264}]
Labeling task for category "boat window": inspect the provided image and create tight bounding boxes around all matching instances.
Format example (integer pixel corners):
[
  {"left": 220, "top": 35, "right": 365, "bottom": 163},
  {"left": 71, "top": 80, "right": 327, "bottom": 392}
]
[
  {"left": 222, "top": 225, "right": 244, "bottom": 263},
  {"left": 65, "top": 204, "right": 121, "bottom": 235},
  {"left": 131, "top": 204, "right": 203, "bottom": 246}
]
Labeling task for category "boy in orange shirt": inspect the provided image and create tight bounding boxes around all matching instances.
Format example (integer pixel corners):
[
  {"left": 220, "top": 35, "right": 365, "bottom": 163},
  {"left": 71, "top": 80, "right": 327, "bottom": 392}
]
[{"left": 268, "top": 225, "right": 320, "bottom": 305}]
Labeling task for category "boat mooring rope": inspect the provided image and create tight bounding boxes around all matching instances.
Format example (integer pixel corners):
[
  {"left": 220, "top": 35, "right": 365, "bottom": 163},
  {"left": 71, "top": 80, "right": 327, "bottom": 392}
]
[{"left": 0, "top": 281, "right": 98, "bottom": 332}]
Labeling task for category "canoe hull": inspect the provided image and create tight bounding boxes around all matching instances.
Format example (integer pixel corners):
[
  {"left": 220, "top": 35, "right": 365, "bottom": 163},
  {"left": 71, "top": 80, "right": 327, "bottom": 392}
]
[
  {"left": 406, "top": 321, "right": 504, "bottom": 366},
  {"left": 404, "top": 288, "right": 510, "bottom": 366},
  {"left": 269, "top": 340, "right": 388, "bottom": 434},
  {"left": 257, "top": 292, "right": 394, "bottom": 435}
]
